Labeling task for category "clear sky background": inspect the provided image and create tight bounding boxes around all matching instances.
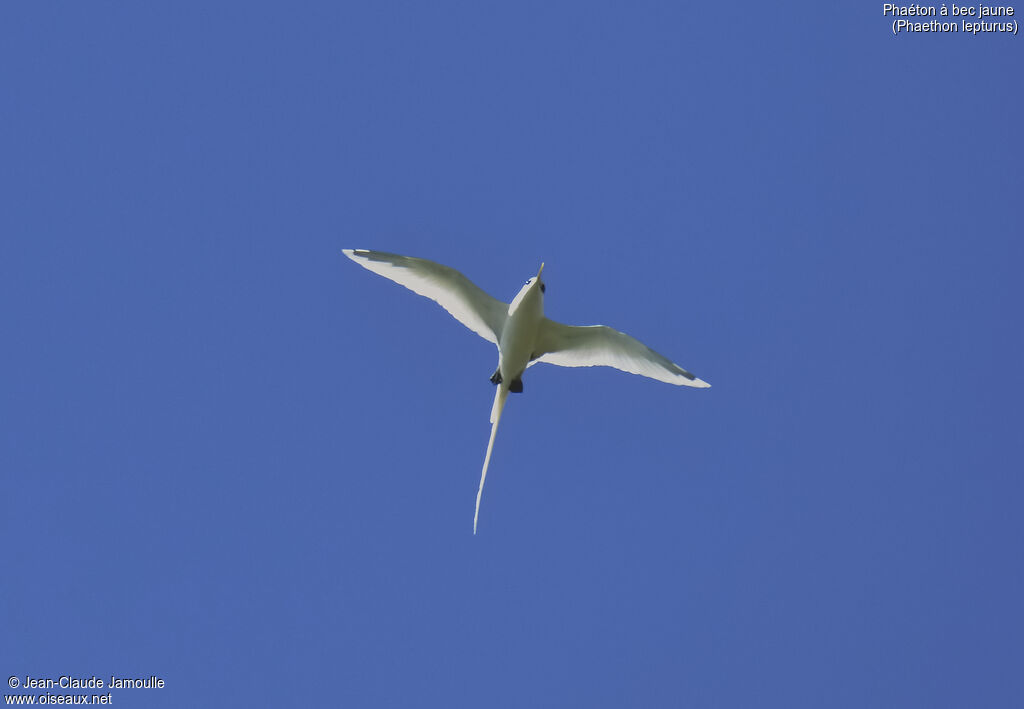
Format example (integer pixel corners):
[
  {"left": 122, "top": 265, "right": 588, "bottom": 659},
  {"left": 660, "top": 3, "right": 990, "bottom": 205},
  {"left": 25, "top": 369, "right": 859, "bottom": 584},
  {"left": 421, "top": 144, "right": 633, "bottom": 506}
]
[{"left": 3, "top": 3, "right": 1021, "bottom": 707}]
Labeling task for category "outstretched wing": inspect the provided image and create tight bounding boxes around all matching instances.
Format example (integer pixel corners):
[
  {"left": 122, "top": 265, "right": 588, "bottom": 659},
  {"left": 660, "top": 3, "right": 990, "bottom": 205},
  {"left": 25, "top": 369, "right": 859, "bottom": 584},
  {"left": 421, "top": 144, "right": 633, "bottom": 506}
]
[
  {"left": 533, "top": 318, "right": 710, "bottom": 387},
  {"left": 344, "top": 249, "right": 508, "bottom": 344}
]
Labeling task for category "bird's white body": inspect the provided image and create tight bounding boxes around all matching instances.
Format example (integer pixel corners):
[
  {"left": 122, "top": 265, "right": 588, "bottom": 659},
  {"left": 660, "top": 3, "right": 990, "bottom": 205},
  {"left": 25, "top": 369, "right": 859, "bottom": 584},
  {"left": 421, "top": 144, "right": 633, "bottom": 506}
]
[
  {"left": 478, "top": 266, "right": 545, "bottom": 533},
  {"left": 498, "top": 273, "right": 544, "bottom": 386},
  {"left": 343, "top": 249, "right": 709, "bottom": 533}
]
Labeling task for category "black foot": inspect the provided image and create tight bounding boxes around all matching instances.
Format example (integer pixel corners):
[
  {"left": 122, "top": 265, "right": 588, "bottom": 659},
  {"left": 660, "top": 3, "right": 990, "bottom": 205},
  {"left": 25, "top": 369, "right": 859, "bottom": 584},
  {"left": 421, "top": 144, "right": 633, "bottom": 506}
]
[
  {"left": 490, "top": 369, "right": 502, "bottom": 385},
  {"left": 509, "top": 377, "right": 523, "bottom": 393}
]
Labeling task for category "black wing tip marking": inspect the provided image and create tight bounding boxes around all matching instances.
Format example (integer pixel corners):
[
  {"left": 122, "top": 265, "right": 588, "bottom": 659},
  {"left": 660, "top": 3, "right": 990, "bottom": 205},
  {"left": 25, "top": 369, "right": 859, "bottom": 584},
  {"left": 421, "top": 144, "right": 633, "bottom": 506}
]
[
  {"left": 345, "top": 249, "right": 407, "bottom": 261},
  {"left": 345, "top": 249, "right": 424, "bottom": 275}
]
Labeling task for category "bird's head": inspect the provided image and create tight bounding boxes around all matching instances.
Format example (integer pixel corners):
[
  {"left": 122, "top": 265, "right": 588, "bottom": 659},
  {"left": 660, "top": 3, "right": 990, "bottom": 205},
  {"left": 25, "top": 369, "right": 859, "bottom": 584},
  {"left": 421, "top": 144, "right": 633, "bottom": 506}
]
[{"left": 508, "top": 262, "right": 546, "bottom": 314}]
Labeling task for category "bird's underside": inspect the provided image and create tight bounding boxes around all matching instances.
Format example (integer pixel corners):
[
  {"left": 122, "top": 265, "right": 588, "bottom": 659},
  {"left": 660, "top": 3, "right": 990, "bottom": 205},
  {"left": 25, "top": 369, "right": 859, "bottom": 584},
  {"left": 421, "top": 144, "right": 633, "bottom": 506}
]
[
  {"left": 489, "top": 368, "right": 523, "bottom": 393},
  {"left": 343, "top": 248, "right": 709, "bottom": 533}
]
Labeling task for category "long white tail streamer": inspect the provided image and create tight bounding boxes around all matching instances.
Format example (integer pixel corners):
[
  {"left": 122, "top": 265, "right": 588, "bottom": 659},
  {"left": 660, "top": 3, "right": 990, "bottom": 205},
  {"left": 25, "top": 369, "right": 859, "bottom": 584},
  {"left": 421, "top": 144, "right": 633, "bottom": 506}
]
[{"left": 474, "top": 385, "right": 509, "bottom": 534}]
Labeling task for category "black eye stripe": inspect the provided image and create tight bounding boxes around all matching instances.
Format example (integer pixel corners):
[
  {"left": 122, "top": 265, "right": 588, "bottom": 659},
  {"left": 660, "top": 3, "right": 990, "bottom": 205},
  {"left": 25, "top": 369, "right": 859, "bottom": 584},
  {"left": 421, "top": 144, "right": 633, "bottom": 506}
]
[{"left": 540, "top": 283, "right": 546, "bottom": 293}]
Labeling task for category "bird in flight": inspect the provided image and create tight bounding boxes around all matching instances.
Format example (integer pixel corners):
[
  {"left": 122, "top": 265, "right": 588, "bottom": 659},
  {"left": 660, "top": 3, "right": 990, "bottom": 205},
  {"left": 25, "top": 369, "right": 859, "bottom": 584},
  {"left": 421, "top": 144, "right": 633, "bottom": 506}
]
[{"left": 343, "top": 249, "right": 710, "bottom": 533}]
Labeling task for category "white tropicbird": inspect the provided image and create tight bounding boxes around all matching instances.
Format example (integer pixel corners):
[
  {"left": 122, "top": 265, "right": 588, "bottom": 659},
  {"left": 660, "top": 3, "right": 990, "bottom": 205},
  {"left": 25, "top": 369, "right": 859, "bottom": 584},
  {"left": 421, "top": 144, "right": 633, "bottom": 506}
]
[{"left": 343, "top": 249, "right": 710, "bottom": 533}]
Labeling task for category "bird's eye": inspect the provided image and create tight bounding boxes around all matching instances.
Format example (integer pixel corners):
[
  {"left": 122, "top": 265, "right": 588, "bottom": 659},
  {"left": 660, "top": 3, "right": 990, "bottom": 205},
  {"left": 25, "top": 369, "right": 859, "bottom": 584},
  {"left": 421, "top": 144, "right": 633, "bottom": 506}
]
[{"left": 540, "top": 283, "right": 546, "bottom": 293}]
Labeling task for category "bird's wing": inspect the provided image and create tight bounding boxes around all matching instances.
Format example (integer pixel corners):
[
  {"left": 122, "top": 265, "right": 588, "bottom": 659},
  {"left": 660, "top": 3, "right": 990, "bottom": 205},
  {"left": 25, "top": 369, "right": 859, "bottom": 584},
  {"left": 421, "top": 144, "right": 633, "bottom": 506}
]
[
  {"left": 533, "top": 318, "right": 710, "bottom": 387},
  {"left": 343, "top": 249, "right": 508, "bottom": 344}
]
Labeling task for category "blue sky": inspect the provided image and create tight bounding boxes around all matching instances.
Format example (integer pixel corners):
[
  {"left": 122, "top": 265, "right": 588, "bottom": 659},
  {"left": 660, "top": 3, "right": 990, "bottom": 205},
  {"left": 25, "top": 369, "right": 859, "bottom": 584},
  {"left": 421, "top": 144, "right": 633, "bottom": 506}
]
[{"left": 3, "top": 2, "right": 1021, "bottom": 707}]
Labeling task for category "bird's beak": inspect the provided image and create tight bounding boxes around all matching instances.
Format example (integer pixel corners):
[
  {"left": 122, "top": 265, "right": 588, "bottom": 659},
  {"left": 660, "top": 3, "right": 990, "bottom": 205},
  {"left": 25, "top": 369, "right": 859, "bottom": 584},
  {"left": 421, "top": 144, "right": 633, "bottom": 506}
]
[{"left": 537, "top": 263, "right": 545, "bottom": 278}]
